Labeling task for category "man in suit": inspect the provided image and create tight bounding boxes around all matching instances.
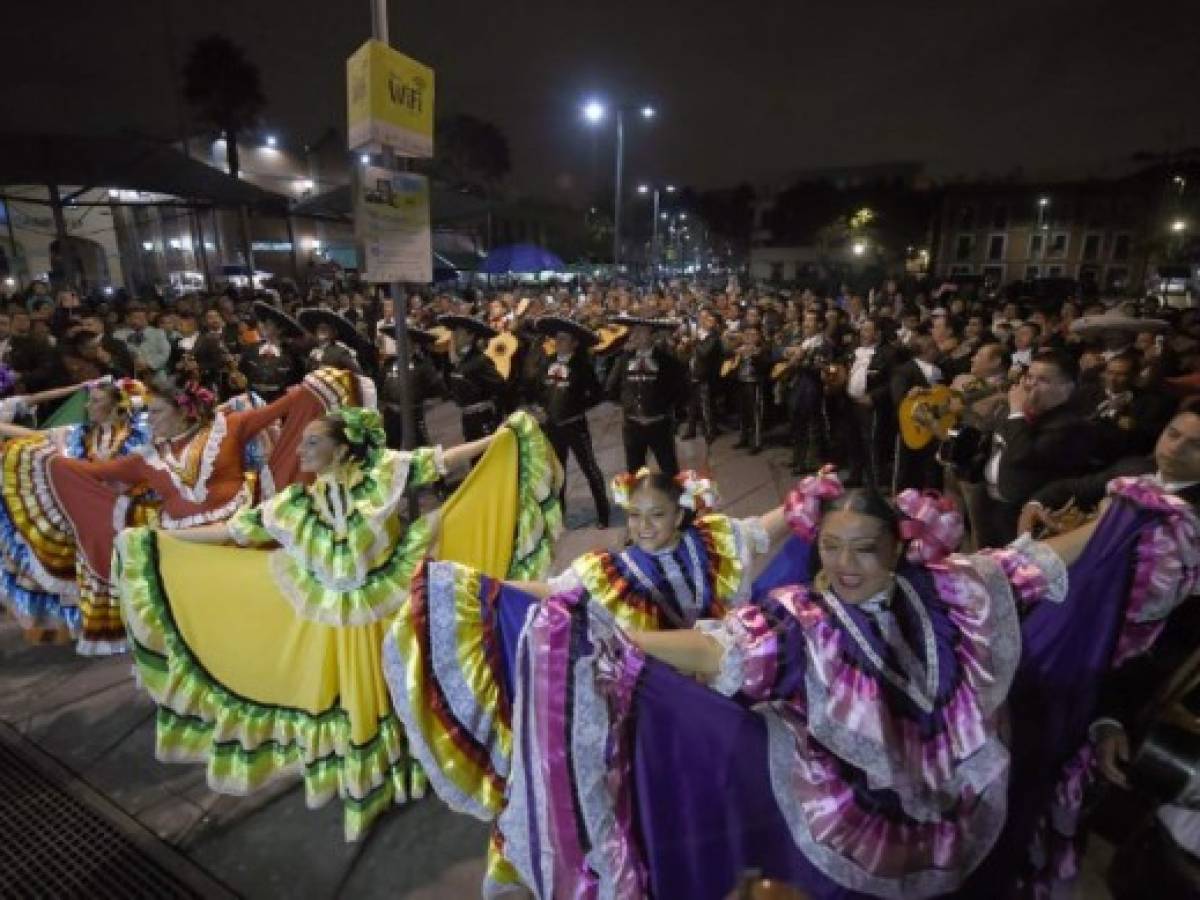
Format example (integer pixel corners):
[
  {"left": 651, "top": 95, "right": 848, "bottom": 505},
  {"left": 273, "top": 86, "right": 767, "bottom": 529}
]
[
  {"left": 731, "top": 324, "right": 772, "bottom": 455},
  {"left": 1020, "top": 406, "right": 1200, "bottom": 899},
  {"left": 681, "top": 307, "right": 725, "bottom": 444},
  {"left": 439, "top": 314, "right": 506, "bottom": 441},
  {"left": 534, "top": 317, "right": 609, "bottom": 528},
  {"left": 891, "top": 332, "right": 943, "bottom": 492},
  {"left": 843, "top": 317, "right": 900, "bottom": 489},
  {"left": 605, "top": 317, "right": 688, "bottom": 477},
  {"left": 975, "top": 348, "right": 1092, "bottom": 547},
  {"left": 1082, "top": 350, "right": 1177, "bottom": 468}
]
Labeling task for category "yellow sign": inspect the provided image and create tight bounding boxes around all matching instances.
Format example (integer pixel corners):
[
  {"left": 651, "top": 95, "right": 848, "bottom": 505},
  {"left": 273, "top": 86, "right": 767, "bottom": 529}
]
[{"left": 347, "top": 39, "right": 434, "bottom": 158}]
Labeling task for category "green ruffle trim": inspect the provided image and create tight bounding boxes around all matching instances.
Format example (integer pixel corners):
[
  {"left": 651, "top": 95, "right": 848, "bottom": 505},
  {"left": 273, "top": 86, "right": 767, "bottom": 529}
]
[
  {"left": 245, "top": 449, "right": 439, "bottom": 627},
  {"left": 501, "top": 411, "right": 564, "bottom": 581},
  {"left": 116, "top": 527, "right": 425, "bottom": 841}
]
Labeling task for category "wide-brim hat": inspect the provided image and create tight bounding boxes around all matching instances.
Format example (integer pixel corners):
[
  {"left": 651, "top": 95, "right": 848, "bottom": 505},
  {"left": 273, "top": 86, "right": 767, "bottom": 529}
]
[
  {"left": 253, "top": 300, "right": 307, "bottom": 339},
  {"left": 608, "top": 314, "right": 680, "bottom": 331},
  {"left": 436, "top": 314, "right": 498, "bottom": 339},
  {"left": 297, "top": 307, "right": 370, "bottom": 352},
  {"left": 406, "top": 326, "right": 439, "bottom": 347},
  {"left": 532, "top": 316, "right": 598, "bottom": 347},
  {"left": 1070, "top": 311, "right": 1170, "bottom": 336}
]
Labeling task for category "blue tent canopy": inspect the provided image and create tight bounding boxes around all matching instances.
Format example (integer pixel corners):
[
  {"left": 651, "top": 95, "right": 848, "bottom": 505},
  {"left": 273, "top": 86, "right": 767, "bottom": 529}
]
[{"left": 480, "top": 243, "right": 564, "bottom": 274}]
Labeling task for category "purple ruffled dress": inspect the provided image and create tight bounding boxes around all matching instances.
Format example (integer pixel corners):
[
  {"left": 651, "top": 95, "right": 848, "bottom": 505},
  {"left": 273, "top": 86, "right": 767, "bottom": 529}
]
[{"left": 494, "top": 479, "right": 1198, "bottom": 900}]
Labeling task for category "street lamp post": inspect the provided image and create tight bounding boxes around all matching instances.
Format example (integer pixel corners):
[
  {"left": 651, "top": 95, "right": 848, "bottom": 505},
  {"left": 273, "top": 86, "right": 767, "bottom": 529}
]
[
  {"left": 582, "top": 100, "right": 655, "bottom": 270},
  {"left": 638, "top": 182, "right": 675, "bottom": 275}
]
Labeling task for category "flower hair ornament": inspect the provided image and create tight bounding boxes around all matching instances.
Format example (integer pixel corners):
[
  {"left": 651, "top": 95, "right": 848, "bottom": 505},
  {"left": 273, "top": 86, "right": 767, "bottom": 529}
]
[
  {"left": 895, "top": 489, "right": 964, "bottom": 564},
  {"left": 609, "top": 467, "right": 720, "bottom": 514},
  {"left": 784, "top": 464, "right": 843, "bottom": 542},
  {"left": 336, "top": 406, "right": 387, "bottom": 455},
  {"left": 675, "top": 469, "right": 719, "bottom": 514},
  {"left": 113, "top": 377, "right": 147, "bottom": 415},
  {"left": 173, "top": 382, "right": 216, "bottom": 422},
  {"left": 610, "top": 468, "right": 651, "bottom": 510}
]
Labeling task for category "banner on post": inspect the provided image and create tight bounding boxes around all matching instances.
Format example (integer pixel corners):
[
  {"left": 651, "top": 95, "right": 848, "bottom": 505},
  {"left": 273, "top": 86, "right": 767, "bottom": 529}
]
[
  {"left": 355, "top": 166, "right": 432, "bottom": 284},
  {"left": 346, "top": 39, "right": 434, "bottom": 157}
]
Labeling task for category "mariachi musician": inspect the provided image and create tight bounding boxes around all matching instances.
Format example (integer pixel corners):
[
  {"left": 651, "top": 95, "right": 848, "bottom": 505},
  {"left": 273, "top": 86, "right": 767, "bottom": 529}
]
[
  {"left": 778, "top": 308, "right": 836, "bottom": 475},
  {"left": 604, "top": 315, "right": 688, "bottom": 477},
  {"left": 378, "top": 326, "right": 444, "bottom": 449},
  {"left": 731, "top": 324, "right": 772, "bottom": 454},
  {"left": 680, "top": 307, "right": 725, "bottom": 445},
  {"left": 531, "top": 315, "right": 609, "bottom": 528},
  {"left": 437, "top": 314, "right": 506, "bottom": 440},
  {"left": 241, "top": 301, "right": 305, "bottom": 402},
  {"left": 297, "top": 307, "right": 366, "bottom": 374}
]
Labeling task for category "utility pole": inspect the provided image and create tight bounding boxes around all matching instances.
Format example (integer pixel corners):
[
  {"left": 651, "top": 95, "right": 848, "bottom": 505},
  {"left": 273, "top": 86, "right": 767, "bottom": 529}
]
[
  {"left": 613, "top": 108, "right": 625, "bottom": 269},
  {"left": 368, "top": 0, "right": 418, "bottom": 452}
]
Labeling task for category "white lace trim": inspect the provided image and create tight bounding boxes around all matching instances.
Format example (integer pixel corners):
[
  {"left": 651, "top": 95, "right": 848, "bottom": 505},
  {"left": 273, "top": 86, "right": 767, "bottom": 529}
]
[
  {"left": 695, "top": 618, "right": 745, "bottom": 696},
  {"left": 159, "top": 486, "right": 248, "bottom": 530},
  {"left": 763, "top": 707, "right": 1009, "bottom": 898},
  {"left": 137, "top": 413, "right": 228, "bottom": 505},
  {"left": 1008, "top": 534, "right": 1069, "bottom": 603}
]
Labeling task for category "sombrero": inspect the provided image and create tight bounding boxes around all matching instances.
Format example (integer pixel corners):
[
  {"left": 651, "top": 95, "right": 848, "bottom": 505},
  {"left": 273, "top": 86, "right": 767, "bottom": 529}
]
[
  {"left": 297, "top": 308, "right": 370, "bottom": 352},
  {"left": 1070, "top": 311, "right": 1170, "bottom": 337},
  {"left": 532, "top": 316, "right": 599, "bottom": 347},
  {"left": 608, "top": 314, "right": 681, "bottom": 331},
  {"left": 436, "top": 314, "right": 498, "bottom": 339},
  {"left": 406, "top": 326, "right": 439, "bottom": 347},
  {"left": 253, "top": 300, "right": 307, "bottom": 338}
]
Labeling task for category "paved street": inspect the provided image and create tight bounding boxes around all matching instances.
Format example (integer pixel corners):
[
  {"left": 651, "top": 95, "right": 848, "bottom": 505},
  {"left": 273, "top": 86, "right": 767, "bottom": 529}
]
[{"left": 0, "top": 399, "right": 1112, "bottom": 898}]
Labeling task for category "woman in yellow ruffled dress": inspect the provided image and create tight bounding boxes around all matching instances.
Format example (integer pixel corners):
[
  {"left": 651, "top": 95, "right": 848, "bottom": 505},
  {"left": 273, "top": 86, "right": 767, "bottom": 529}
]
[{"left": 114, "top": 406, "right": 563, "bottom": 840}]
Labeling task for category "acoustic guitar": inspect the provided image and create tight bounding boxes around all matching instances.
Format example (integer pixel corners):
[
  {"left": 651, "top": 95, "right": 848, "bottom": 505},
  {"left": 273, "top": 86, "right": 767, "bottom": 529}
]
[
  {"left": 428, "top": 325, "right": 453, "bottom": 355},
  {"left": 486, "top": 332, "right": 519, "bottom": 380},
  {"left": 899, "top": 379, "right": 1006, "bottom": 450},
  {"left": 898, "top": 385, "right": 959, "bottom": 450}
]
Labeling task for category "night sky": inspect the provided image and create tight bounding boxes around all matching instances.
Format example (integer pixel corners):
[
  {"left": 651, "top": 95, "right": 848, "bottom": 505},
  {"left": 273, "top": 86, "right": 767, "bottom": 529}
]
[{"left": 6, "top": 0, "right": 1197, "bottom": 200}]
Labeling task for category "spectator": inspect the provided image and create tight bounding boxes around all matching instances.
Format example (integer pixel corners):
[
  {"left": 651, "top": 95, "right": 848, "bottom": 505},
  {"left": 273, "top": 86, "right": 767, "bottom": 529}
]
[{"left": 113, "top": 303, "right": 171, "bottom": 376}]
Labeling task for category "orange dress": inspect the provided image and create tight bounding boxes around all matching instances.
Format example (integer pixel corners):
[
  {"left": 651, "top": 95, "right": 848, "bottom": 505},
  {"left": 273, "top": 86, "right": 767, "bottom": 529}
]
[{"left": 47, "top": 368, "right": 372, "bottom": 654}]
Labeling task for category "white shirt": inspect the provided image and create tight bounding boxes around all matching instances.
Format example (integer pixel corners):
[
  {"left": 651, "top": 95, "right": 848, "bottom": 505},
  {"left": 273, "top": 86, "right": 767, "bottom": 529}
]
[
  {"left": 847, "top": 346, "right": 875, "bottom": 399},
  {"left": 914, "top": 358, "right": 942, "bottom": 385}
]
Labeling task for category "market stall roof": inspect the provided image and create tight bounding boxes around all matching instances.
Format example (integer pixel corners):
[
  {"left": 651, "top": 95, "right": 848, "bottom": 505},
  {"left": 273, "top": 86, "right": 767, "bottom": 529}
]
[{"left": 0, "top": 132, "right": 287, "bottom": 209}]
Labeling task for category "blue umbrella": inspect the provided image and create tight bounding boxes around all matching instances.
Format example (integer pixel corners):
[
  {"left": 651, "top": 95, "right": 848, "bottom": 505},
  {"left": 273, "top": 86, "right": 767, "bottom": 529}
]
[{"left": 480, "top": 243, "right": 564, "bottom": 274}]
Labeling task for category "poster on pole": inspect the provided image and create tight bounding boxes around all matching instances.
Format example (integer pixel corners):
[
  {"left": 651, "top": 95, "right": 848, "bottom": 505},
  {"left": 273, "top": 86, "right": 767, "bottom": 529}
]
[
  {"left": 346, "top": 39, "right": 434, "bottom": 158},
  {"left": 355, "top": 166, "right": 432, "bottom": 284}
]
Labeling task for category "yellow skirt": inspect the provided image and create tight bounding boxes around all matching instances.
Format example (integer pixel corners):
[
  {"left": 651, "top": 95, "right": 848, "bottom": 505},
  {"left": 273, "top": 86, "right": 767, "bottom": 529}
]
[{"left": 116, "top": 412, "right": 562, "bottom": 840}]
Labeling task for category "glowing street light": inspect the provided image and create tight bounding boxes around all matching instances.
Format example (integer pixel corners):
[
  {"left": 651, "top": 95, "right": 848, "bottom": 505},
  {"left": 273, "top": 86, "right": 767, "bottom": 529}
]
[
  {"left": 637, "top": 184, "right": 650, "bottom": 194},
  {"left": 360, "top": 153, "right": 370, "bottom": 164},
  {"left": 1038, "top": 197, "right": 1050, "bottom": 207},
  {"left": 582, "top": 100, "right": 606, "bottom": 123},
  {"left": 1171, "top": 219, "right": 1188, "bottom": 233},
  {"left": 265, "top": 134, "right": 278, "bottom": 148},
  {"left": 852, "top": 241, "right": 867, "bottom": 256},
  {"left": 665, "top": 185, "right": 677, "bottom": 193},
  {"left": 581, "top": 97, "right": 658, "bottom": 266}
]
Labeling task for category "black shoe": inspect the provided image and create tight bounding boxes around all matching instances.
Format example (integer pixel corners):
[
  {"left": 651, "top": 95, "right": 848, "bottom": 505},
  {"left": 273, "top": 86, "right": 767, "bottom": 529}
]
[
  {"left": 732, "top": 440, "right": 749, "bottom": 450},
  {"left": 749, "top": 446, "right": 763, "bottom": 456},
  {"left": 680, "top": 429, "right": 697, "bottom": 440}
]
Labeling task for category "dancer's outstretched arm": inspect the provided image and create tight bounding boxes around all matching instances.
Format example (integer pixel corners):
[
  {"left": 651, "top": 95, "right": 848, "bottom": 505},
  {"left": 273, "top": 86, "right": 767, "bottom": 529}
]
[
  {"left": 168, "top": 523, "right": 237, "bottom": 545},
  {"left": 0, "top": 422, "right": 36, "bottom": 439},
  {"left": 24, "top": 382, "right": 89, "bottom": 407},
  {"left": 442, "top": 432, "right": 496, "bottom": 470},
  {"left": 629, "top": 629, "right": 722, "bottom": 678}
]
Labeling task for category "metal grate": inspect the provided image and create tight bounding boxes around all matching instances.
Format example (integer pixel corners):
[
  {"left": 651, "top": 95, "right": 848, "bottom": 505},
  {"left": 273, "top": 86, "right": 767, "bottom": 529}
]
[{"left": 0, "top": 725, "right": 239, "bottom": 899}]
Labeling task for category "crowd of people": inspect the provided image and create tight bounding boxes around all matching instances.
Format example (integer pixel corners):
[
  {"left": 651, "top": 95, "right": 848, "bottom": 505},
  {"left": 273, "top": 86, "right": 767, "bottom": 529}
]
[{"left": 0, "top": 272, "right": 1199, "bottom": 898}]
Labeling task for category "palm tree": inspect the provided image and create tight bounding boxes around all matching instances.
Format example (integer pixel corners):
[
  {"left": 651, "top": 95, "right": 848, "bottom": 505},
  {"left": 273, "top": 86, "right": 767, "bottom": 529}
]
[{"left": 182, "top": 35, "right": 265, "bottom": 179}]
